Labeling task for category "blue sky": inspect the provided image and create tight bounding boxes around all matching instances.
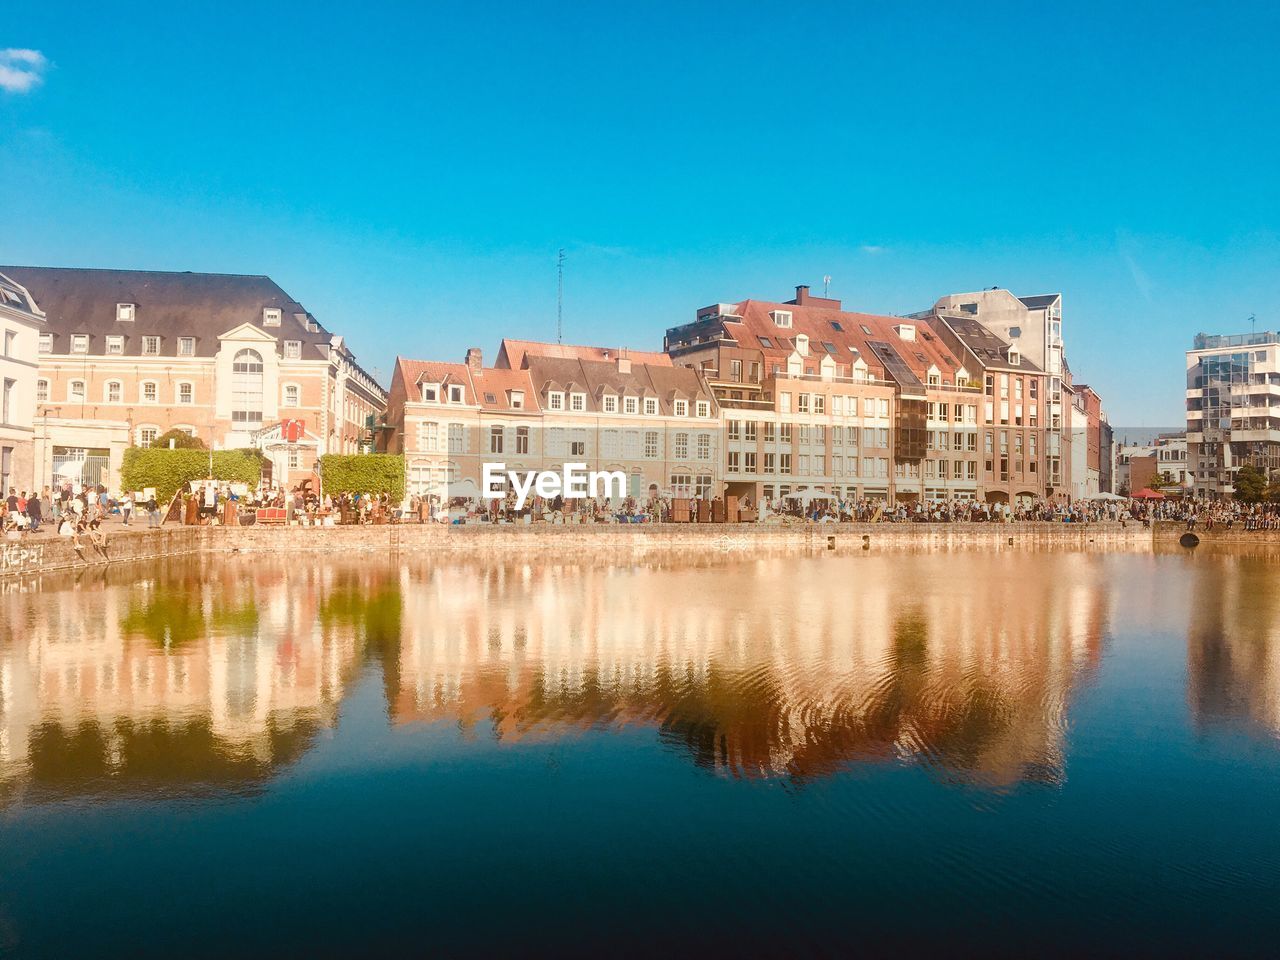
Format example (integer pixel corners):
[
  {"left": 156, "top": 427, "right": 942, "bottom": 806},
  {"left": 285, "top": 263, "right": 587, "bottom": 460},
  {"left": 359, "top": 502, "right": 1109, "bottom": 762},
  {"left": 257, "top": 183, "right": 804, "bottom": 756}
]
[{"left": 2, "top": 1, "right": 1278, "bottom": 425}]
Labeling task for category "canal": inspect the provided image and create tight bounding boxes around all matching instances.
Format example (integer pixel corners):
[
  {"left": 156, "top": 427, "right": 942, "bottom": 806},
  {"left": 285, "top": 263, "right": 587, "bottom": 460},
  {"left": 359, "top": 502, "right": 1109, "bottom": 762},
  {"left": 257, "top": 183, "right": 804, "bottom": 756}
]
[{"left": 1, "top": 548, "right": 1278, "bottom": 956}]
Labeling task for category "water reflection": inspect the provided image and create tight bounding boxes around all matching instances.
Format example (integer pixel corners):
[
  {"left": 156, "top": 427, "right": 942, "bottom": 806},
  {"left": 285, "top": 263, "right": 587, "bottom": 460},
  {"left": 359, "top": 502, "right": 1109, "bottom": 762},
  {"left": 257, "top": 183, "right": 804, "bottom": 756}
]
[
  {"left": 1, "top": 551, "right": 1133, "bottom": 799},
  {"left": 1186, "top": 552, "right": 1280, "bottom": 739}
]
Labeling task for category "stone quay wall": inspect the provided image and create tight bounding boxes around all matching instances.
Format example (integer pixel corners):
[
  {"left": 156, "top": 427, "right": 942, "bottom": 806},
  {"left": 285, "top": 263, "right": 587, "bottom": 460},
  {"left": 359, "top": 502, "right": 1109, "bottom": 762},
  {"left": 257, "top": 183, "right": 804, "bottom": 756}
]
[
  {"left": 1, "top": 521, "right": 1155, "bottom": 579},
  {"left": 1153, "top": 520, "right": 1280, "bottom": 548},
  {"left": 0, "top": 526, "right": 209, "bottom": 579}
]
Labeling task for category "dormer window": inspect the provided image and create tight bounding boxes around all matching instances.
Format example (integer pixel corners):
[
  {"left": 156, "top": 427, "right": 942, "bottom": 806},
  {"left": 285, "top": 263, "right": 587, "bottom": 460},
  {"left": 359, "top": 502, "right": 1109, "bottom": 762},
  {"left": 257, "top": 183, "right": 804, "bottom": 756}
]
[
  {"left": 603, "top": 394, "right": 618, "bottom": 413},
  {"left": 894, "top": 323, "right": 916, "bottom": 342},
  {"left": 696, "top": 400, "right": 711, "bottom": 418},
  {"left": 283, "top": 340, "right": 302, "bottom": 359},
  {"left": 643, "top": 397, "right": 658, "bottom": 416},
  {"left": 306, "top": 319, "right": 319, "bottom": 333},
  {"left": 71, "top": 334, "right": 89, "bottom": 354},
  {"left": 795, "top": 334, "right": 809, "bottom": 356},
  {"left": 38, "top": 333, "right": 52, "bottom": 354},
  {"left": 510, "top": 390, "right": 525, "bottom": 409},
  {"left": 106, "top": 335, "right": 124, "bottom": 355},
  {"left": 570, "top": 392, "right": 586, "bottom": 412},
  {"left": 421, "top": 384, "right": 438, "bottom": 402},
  {"left": 624, "top": 396, "right": 638, "bottom": 415},
  {"left": 142, "top": 336, "right": 161, "bottom": 356},
  {"left": 673, "top": 399, "right": 688, "bottom": 417},
  {"left": 263, "top": 308, "right": 282, "bottom": 327},
  {"left": 1008, "top": 347, "right": 1020, "bottom": 366},
  {"left": 548, "top": 391, "right": 564, "bottom": 411},
  {"left": 770, "top": 310, "right": 793, "bottom": 328},
  {"left": 116, "top": 303, "right": 135, "bottom": 322},
  {"left": 448, "top": 384, "right": 464, "bottom": 403}
]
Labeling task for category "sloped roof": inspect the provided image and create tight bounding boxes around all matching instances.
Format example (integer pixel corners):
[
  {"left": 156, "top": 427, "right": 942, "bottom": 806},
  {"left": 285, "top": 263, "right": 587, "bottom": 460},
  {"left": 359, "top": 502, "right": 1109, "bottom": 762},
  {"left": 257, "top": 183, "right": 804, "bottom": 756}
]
[
  {"left": 0, "top": 266, "right": 336, "bottom": 361},
  {"left": 523, "top": 355, "right": 713, "bottom": 415},
  {"left": 1017, "top": 294, "right": 1060, "bottom": 309},
  {"left": 470, "top": 367, "right": 539, "bottom": 412},
  {"left": 717, "top": 299, "right": 970, "bottom": 386},
  {"left": 939, "top": 315, "right": 1043, "bottom": 373},
  {"left": 496, "top": 338, "right": 672, "bottom": 369},
  {"left": 395, "top": 358, "right": 477, "bottom": 405}
]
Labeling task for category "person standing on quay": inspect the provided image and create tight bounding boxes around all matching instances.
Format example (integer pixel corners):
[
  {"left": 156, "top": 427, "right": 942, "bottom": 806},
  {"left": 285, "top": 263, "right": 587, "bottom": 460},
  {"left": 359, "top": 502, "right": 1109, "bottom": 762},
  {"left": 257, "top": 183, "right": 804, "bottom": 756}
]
[
  {"left": 26, "top": 490, "right": 42, "bottom": 533},
  {"left": 120, "top": 492, "right": 133, "bottom": 526}
]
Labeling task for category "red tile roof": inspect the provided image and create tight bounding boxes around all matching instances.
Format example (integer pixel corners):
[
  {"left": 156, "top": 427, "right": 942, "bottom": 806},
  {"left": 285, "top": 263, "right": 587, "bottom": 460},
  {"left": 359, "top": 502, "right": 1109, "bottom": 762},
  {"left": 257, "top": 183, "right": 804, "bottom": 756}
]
[{"left": 496, "top": 338, "right": 671, "bottom": 369}]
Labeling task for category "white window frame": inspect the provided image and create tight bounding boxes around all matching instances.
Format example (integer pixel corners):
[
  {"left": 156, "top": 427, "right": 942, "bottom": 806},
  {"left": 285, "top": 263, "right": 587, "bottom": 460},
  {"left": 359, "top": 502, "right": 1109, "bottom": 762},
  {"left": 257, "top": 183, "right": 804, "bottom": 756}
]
[
  {"left": 177, "top": 381, "right": 194, "bottom": 405},
  {"left": 141, "top": 380, "right": 159, "bottom": 404},
  {"left": 71, "top": 334, "right": 89, "bottom": 354},
  {"left": 643, "top": 397, "right": 658, "bottom": 416},
  {"left": 283, "top": 340, "right": 302, "bottom": 360},
  {"left": 116, "top": 303, "right": 135, "bottom": 322},
  {"left": 178, "top": 336, "right": 196, "bottom": 356},
  {"left": 105, "top": 335, "right": 124, "bottom": 355},
  {"left": 262, "top": 308, "right": 282, "bottom": 326},
  {"left": 603, "top": 394, "right": 618, "bottom": 413},
  {"left": 104, "top": 380, "right": 123, "bottom": 404},
  {"left": 142, "top": 335, "right": 161, "bottom": 356}
]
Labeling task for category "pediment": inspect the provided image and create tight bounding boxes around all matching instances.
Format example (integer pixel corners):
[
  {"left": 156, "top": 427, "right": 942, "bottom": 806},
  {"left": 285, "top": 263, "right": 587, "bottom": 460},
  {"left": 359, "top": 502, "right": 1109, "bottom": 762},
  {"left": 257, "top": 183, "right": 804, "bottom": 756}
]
[{"left": 219, "top": 322, "right": 279, "bottom": 343}]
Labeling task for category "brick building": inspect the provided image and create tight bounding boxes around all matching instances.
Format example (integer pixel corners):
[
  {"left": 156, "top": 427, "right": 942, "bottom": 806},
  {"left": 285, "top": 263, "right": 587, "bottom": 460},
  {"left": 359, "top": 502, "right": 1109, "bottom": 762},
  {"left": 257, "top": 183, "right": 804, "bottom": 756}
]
[{"left": 665, "top": 286, "right": 982, "bottom": 504}]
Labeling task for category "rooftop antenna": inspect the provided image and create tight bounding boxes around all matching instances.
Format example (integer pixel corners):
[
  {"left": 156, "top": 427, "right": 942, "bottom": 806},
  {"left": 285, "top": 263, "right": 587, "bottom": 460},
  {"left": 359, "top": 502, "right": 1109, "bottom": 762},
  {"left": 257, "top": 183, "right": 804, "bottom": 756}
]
[
  {"left": 823, "top": 275, "right": 832, "bottom": 298},
  {"left": 556, "top": 248, "right": 565, "bottom": 344},
  {"left": 1249, "top": 312, "right": 1257, "bottom": 335}
]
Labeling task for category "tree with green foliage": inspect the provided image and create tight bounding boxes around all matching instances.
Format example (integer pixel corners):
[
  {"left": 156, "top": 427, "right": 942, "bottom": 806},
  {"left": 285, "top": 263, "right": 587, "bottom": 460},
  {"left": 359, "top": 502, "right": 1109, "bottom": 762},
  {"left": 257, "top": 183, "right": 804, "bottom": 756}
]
[
  {"left": 120, "top": 448, "right": 264, "bottom": 501},
  {"left": 319, "top": 453, "right": 405, "bottom": 500},
  {"left": 154, "top": 428, "right": 206, "bottom": 450},
  {"left": 1232, "top": 463, "right": 1268, "bottom": 503}
]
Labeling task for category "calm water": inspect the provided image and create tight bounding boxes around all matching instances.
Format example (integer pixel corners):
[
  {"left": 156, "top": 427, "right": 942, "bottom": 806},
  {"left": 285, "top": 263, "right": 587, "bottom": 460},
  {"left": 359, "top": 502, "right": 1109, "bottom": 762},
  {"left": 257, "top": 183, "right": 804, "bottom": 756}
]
[{"left": 2, "top": 547, "right": 1279, "bottom": 957}]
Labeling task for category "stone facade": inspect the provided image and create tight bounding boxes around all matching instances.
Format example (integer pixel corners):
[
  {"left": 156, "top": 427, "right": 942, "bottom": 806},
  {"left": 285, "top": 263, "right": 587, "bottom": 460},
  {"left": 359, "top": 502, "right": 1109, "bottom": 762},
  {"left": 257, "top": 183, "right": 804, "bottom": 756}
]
[
  {"left": 0, "top": 273, "right": 45, "bottom": 495},
  {"left": 3, "top": 267, "right": 386, "bottom": 493}
]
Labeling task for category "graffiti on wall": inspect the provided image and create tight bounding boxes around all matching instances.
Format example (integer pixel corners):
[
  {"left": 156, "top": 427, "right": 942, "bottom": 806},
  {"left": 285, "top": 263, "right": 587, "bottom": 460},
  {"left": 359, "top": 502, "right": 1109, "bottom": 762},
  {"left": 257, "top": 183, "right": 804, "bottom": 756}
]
[{"left": 0, "top": 542, "right": 46, "bottom": 573}]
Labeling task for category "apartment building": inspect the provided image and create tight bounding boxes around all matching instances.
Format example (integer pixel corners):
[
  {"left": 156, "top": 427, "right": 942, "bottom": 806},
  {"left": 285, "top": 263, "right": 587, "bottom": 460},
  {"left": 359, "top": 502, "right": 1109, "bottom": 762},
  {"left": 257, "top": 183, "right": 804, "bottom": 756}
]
[
  {"left": 665, "top": 286, "right": 982, "bottom": 504},
  {"left": 0, "top": 272, "right": 45, "bottom": 495},
  {"left": 2, "top": 267, "right": 386, "bottom": 491},
  {"left": 1185, "top": 330, "right": 1280, "bottom": 498},
  {"left": 928, "top": 290, "right": 1071, "bottom": 492},
  {"left": 923, "top": 313, "right": 1056, "bottom": 504},
  {"left": 1116, "top": 432, "right": 1188, "bottom": 495},
  {"left": 385, "top": 341, "right": 721, "bottom": 503}
]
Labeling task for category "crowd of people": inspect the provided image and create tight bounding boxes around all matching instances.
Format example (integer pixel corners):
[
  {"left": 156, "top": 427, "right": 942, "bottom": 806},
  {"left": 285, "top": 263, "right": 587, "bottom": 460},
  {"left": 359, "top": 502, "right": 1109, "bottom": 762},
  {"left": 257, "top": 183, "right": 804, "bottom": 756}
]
[{"left": 15, "top": 480, "right": 1280, "bottom": 534}]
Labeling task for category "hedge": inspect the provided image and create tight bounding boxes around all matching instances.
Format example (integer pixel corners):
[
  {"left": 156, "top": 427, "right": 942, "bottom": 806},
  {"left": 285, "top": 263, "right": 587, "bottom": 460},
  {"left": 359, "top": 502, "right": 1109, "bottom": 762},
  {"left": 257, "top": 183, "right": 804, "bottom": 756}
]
[
  {"left": 319, "top": 454, "right": 405, "bottom": 500},
  {"left": 120, "top": 448, "right": 264, "bottom": 502}
]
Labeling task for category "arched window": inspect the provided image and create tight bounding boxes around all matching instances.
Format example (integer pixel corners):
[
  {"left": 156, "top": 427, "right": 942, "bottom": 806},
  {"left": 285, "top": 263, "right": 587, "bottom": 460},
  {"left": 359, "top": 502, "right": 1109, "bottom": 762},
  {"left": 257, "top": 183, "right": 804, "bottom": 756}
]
[
  {"left": 140, "top": 380, "right": 158, "bottom": 403},
  {"left": 138, "top": 425, "right": 160, "bottom": 448},
  {"left": 69, "top": 379, "right": 85, "bottom": 402},
  {"left": 283, "top": 383, "right": 300, "bottom": 407},
  {"left": 105, "top": 380, "right": 123, "bottom": 403},
  {"left": 232, "top": 349, "right": 264, "bottom": 424},
  {"left": 176, "top": 382, "right": 194, "bottom": 404},
  {"left": 36, "top": 379, "right": 49, "bottom": 403}
]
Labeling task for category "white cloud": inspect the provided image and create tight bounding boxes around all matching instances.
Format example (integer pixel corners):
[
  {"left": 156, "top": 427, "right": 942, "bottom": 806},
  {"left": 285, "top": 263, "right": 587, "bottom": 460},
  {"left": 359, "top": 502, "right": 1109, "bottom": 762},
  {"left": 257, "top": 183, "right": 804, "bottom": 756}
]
[
  {"left": 859, "top": 244, "right": 885, "bottom": 255},
  {"left": 0, "top": 48, "right": 47, "bottom": 94}
]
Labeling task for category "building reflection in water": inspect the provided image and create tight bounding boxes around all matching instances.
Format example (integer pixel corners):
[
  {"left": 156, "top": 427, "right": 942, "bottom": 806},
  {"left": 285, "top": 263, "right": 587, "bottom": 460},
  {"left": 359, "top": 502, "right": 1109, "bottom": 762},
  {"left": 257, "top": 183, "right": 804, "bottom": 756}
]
[
  {"left": 393, "top": 552, "right": 1112, "bottom": 787},
  {"left": 0, "top": 551, "right": 1116, "bottom": 800},
  {"left": 1186, "top": 552, "right": 1280, "bottom": 739}
]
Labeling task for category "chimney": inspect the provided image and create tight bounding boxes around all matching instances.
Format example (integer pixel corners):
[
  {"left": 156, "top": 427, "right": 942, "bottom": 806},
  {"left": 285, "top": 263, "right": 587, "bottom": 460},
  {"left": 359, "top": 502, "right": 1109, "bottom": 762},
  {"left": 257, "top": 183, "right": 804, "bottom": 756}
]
[
  {"left": 465, "top": 346, "right": 483, "bottom": 375},
  {"left": 617, "top": 350, "right": 632, "bottom": 375},
  {"left": 795, "top": 284, "right": 810, "bottom": 305}
]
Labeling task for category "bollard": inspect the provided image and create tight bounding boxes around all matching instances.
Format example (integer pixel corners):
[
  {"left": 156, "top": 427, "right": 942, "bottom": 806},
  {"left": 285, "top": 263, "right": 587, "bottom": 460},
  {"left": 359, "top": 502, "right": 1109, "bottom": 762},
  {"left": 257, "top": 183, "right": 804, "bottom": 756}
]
[{"left": 827, "top": 535, "right": 835, "bottom": 550}]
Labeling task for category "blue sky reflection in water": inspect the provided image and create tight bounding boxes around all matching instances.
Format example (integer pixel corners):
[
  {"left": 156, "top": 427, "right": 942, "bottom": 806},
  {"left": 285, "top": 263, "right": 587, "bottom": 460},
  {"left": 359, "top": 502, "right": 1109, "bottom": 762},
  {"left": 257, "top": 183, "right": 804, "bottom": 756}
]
[{"left": 1, "top": 549, "right": 1279, "bottom": 956}]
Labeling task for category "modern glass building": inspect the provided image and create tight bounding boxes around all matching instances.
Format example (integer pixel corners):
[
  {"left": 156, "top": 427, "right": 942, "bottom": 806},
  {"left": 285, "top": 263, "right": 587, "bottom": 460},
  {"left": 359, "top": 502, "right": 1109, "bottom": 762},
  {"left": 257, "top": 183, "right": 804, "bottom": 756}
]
[{"left": 1186, "top": 331, "right": 1280, "bottom": 498}]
